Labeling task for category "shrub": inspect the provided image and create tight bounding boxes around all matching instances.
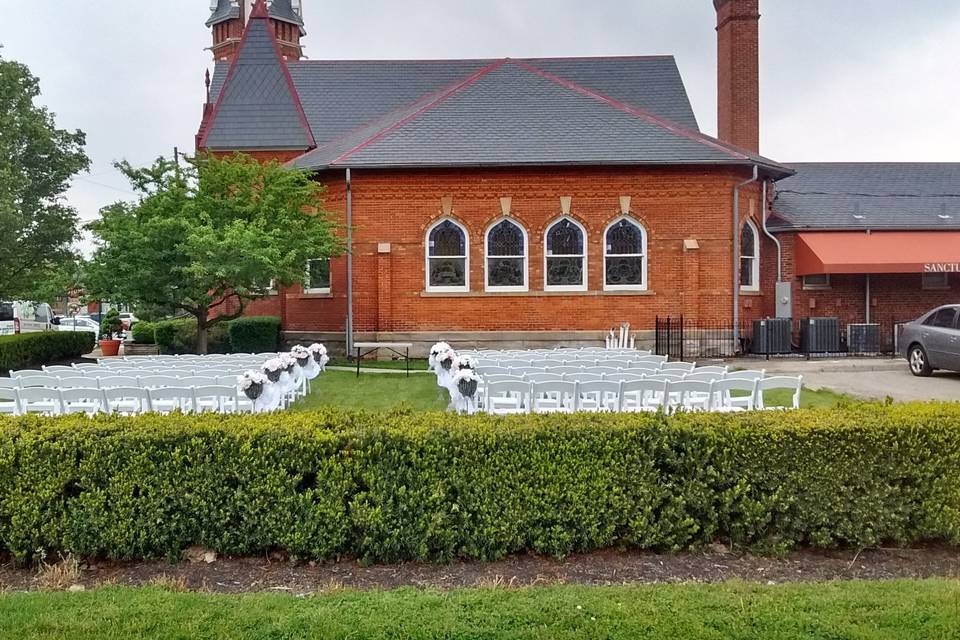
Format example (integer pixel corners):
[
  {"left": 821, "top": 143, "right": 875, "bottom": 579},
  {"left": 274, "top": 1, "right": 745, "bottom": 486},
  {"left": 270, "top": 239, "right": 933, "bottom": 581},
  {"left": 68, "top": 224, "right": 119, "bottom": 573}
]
[
  {"left": 154, "top": 319, "right": 231, "bottom": 354},
  {"left": 2, "top": 403, "right": 960, "bottom": 563},
  {"left": 131, "top": 321, "right": 156, "bottom": 344},
  {"left": 229, "top": 316, "right": 280, "bottom": 353},
  {"left": 99, "top": 309, "right": 123, "bottom": 340},
  {"left": 0, "top": 331, "right": 95, "bottom": 372}
]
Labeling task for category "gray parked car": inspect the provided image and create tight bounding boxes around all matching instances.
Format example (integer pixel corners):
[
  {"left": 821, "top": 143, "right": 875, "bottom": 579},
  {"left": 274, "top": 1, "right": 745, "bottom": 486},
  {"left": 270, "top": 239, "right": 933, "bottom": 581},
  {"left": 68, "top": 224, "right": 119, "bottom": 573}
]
[{"left": 901, "top": 304, "right": 960, "bottom": 377}]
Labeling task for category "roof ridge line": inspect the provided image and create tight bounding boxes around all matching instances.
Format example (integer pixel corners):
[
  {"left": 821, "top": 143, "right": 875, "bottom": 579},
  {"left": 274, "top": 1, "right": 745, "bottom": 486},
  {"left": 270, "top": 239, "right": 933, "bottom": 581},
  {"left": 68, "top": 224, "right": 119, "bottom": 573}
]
[
  {"left": 199, "top": 7, "right": 315, "bottom": 151},
  {"left": 331, "top": 58, "right": 510, "bottom": 165},
  {"left": 510, "top": 59, "right": 750, "bottom": 162}
]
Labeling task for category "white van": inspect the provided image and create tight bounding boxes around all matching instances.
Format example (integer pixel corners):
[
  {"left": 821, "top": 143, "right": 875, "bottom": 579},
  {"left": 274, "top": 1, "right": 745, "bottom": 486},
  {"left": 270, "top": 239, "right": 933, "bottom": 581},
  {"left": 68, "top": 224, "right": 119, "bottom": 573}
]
[{"left": 0, "top": 301, "right": 54, "bottom": 336}]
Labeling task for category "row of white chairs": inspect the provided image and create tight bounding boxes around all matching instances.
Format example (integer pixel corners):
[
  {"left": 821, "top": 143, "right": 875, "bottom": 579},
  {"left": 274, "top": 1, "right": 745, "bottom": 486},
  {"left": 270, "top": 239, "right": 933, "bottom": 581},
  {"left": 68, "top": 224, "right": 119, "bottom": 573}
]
[
  {"left": 467, "top": 348, "right": 650, "bottom": 357},
  {"left": 477, "top": 357, "right": 672, "bottom": 372},
  {"left": 0, "top": 385, "right": 252, "bottom": 417},
  {"left": 1, "top": 374, "right": 241, "bottom": 390},
  {"left": 481, "top": 369, "right": 762, "bottom": 386},
  {"left": 477, "top": 362, "right": 716, "bottom": 378},
  {"left": 98, "top": 353, "right": 281, "bottom": 363},
  {"left": 482, "top": 376, "right": 803, "bottom": 415}
]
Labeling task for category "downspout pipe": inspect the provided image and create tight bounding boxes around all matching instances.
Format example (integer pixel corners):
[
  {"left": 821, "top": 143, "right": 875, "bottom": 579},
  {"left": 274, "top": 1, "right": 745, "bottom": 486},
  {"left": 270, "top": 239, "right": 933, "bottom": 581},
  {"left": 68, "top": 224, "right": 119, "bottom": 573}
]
[
  {"left": 345, "top": 168, "right": 354, "bottom": 356},
  {"left": 760, "top": 180, "right": 783, "bottom": 281},
  {"left": 732, "top": 165, "right": 759, "bottom": 352}
]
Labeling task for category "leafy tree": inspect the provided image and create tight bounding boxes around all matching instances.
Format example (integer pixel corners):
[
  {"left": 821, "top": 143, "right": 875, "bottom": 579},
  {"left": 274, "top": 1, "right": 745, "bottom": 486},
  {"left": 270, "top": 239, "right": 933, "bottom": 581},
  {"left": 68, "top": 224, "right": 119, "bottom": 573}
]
[
  {"left": 84, "top": 153, "right": 342, "bottom": 353},
  {"left": 0, "top": 52, "right": 89, "bottom": 301}
]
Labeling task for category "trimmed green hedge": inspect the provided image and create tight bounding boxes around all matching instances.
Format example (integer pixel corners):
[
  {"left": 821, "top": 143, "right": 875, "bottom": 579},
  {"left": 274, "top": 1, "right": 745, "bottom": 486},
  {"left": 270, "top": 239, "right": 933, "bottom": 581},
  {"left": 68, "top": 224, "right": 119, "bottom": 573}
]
[
  {"left": 228, "top": 316, "right": 280, "bottom": 353},
  {"left": 2, "top": 403, "right": 960, "bottom": 563},
  {"left": 0, "top": 331, "right": 95, "bottom": 372},
  {"left": 130, "top": 321, "right": 156, "bottom": 344}
]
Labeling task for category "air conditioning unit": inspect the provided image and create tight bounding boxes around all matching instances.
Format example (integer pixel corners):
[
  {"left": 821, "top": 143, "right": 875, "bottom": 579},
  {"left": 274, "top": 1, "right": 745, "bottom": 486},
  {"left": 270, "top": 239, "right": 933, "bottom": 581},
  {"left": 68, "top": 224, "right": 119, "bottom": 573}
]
[
  {"left": 800, "top": 317, "right": 840, "bottom": 353},
  {"left": 752, "top": 318, "right": 792, "bottom": 355},
  {"left": 847, "top": 323, "right": 880, "bottom": 355}
]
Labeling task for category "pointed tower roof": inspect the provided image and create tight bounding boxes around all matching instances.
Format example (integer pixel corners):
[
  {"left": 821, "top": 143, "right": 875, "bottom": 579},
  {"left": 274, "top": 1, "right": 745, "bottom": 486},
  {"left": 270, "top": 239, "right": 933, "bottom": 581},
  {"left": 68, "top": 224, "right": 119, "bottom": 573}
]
[
  {"left": 206, "top": 0, "right": 239, "bottom": 27},
  {"left": 269, "top": 0, "right": 305, "bottom": 32},
  {"left": 200, "top": 5, "right": 315, "bottom": 151}
]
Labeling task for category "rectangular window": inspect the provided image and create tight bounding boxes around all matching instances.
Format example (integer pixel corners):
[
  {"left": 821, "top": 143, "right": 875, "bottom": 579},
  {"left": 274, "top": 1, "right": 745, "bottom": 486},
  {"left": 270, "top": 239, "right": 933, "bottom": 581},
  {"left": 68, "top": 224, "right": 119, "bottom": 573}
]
[
  {"left": 305, "top": 258, "right": 331, "bottom": 294},
  {"left": 802, "top": 274, "right": 831, "bottom": 290},
  {"left": 922, "top": 272, "right": 949, "bottom": 290}
]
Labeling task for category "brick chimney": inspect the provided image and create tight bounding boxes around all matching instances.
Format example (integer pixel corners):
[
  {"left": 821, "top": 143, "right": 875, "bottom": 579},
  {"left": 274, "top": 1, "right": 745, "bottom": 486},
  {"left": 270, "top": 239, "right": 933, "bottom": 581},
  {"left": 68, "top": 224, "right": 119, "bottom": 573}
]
[{"left": 714, "top": 0, "right": 760, "bottom": 153}]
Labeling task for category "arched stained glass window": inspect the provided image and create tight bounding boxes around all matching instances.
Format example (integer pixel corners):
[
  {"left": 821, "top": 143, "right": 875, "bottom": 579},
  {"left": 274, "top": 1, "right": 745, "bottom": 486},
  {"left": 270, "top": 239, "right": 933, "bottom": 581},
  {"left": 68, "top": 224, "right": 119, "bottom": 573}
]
[
  {"left": 485, "top": 219, "right": 527, "bottom": 291},
  {"left": 604, "top": 218, "right": 647, "bottom": 290},
  {"left": 544, "top": 217, "right": 586, "bottom": 291},
  {"left": 426, "top": 219, "right": 469, "bottom": 291}
]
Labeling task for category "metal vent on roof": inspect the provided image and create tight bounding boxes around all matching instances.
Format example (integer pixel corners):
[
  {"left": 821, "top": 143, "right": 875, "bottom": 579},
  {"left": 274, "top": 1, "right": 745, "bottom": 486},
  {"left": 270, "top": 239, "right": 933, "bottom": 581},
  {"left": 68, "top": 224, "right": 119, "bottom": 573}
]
[{"left": 939, "top": 214, "right": 953, "bottom": 220}]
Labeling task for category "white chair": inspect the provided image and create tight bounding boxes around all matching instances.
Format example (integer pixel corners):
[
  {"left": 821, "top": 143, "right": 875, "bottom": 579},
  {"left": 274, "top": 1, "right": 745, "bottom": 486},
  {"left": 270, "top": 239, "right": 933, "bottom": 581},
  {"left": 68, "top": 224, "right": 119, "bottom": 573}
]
[
  {"left": 17, "top": 388, "right": 61, "bottom": 415},
  {"left": 0, "top": 378, "right": 18, "bottom": 389},
  {"left": 684, "top": 372, "right": 723, "bottom": 384},
  {"left": 101, "top": 387, "right": 151, "bottom": 416},
  {"left": 665, "top": 380, "right": 714, "bottom": 413},
  {"left": 193, "top": 385, "right": 239, "bottom": 414},
  {"left": 645, "top": 373, "right": 685, "bottom": 383},
  {"left": 619, "top": 379, "right": 667, "bottom": 413},
  {"left": 632, "top": 356, "right": 668, "bottom": 366},
  {"left": 98, "top": 376, "right": 138, "bottom": 389},
  {"left": 0, "top": 388, "right": 21, "bottom": 416},
  {"left": 17, "top": 375, "right": 59, "bottom": 388},
  {"left": 139, "top": 376, "right": 182, "bottom": 389},
  {"left": 755, "top": 376, "right": 803, "bottom": 410},
  {"left": 217, "top": 375, "right": 240, "bottom": 387},
  {"left": 484, "top": 380, "right": 532, "bottom": 415},
  {"left": 147, "top": 387, "right": 195, "bottom": 414},
  {"left": 57, "top": 377, "right": 100, "bottom": 389},
  {"left": 563, "top": 372, "right": 605, "bottom": 384},
  {"left": 605, "top": 372, "right": 646, "bottom": 383},
  {"left": 710, "top": 379, "right": 759, "bottom": 412},
  {"left": 526, "top": 372, "right": 564, "bottom": 383},
  {"left": 591, "top": 367, "right": 622, "bottom": 376},
  {"left": 477, "top": 366, "right": 512, "bottom": 377},
  {"left": 691, "top": 366, "right": 728, "bottom": 376},
  {"left": 725, "top": 370, "right": 765, "bottom": 382},
  {"left": 8, "top": 369, "right": 39, "bottom": 378},
  {"left": 530, "top": 381, "right": 578, "bottom": 414},
  {"left": 43, "top": 365, "right": 78, "bottom": 375},
  {"left": 576, "top": 380, "right": 621, "bottom": 412},
  {"left": 178, "top": 376, "right": 219, "bottom": 388},
  {"left": 600, "top": 359, "right": 633, "bottom": 370},
  {"left": 59, "top": 388, "right": 104, "bottom": 416},
  {"left": 661, "top": 362, "right": 695, "bottom": 374},
  {"left": 71, "top": 363, "right": 100, "bottom": 370}
]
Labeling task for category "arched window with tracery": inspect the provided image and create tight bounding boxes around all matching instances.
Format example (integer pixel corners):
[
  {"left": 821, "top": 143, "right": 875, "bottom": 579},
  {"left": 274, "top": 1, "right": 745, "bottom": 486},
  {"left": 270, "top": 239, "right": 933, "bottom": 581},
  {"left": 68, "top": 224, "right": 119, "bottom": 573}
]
[
  {"left": 485, "top": 219, "right": 527, "bottom": 291},
  {"left": 544, "top": 217, "right": 587, "bottom": 291},
  {"left": 426, "top": 219, "right": 469, "bottom": 292},
  {"left": 603, "top": 217, "right": 647, "bottom": 290}
]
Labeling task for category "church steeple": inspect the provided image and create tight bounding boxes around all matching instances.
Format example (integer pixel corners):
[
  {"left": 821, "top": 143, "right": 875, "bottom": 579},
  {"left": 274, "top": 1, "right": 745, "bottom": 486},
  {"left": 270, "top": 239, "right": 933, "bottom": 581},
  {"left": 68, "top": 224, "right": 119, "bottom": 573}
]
[{"left": 207, "top": 0, "right": 306, "bottom": 61}]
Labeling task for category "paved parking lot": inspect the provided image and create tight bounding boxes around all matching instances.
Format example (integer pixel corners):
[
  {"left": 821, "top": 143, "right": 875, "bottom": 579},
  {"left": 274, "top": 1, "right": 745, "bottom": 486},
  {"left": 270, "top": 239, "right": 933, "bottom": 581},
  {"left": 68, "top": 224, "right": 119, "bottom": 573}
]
[{"left": 729, "top": 358, "right": 960, "bottom": 403}]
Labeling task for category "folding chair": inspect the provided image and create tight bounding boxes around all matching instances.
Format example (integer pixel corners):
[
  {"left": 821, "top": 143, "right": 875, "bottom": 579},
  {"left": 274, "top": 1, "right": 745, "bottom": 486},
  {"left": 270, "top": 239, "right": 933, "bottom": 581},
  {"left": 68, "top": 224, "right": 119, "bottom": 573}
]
[
  {"left": 17, "top": 387, "right": 62, "bottom": 415},
  {"left": 138, "top": 376, "right": 182, "bottom": 389},
  {"left": 619, "top": 379, "right": 667, "bottom": 413},
  {"left": 0, "top": 388, "right": 20, "bottom": 416},
  {"left": 17, "top": 375, "right": 59, "bottom": 388},
  {"left": 484, "top": 380, "right": 532, "bottom": 415},
  {"left": 660, "top": 362, "right": 695, "bottom": 374},
  {"left": 101, "top": 387, "right": 151, "bottom": 416},
  {"left": 60, "top": 388, "right": 104, "bottom": 416},
  {"left": 563, "top": 372, "right": 605, "bottom": 384},
  {"left": 526, "top": 373, "right": 564, "bottom": 383},
  {"left": 57, "top": 377, "right": 100, "bottom": 390},
  {"left": 98, "top": 376, "right": 139, "bottom": 389},
  {"left": 42, "top": 365, "right": 78, "bottom": 375},
  {"left": 193, "top": 385, "right": 239, "bottom": 414},
  {"left": 146, "top": 387, "right": 195, "bottom": 414},
  {"left": 576, "top": 380, "right": 621, "bottom": 412},
  {"left": 755, "top": 376, "right": 803, "bottom": 410},
  {"left": 665, "top": 380, "right": 714, "bottom": 413},
  {"left": 530, "top": 381, "right": 578, "bottom": 414},
  {"left": 710, "top": 378, "right": 759, "bottom": 412}
]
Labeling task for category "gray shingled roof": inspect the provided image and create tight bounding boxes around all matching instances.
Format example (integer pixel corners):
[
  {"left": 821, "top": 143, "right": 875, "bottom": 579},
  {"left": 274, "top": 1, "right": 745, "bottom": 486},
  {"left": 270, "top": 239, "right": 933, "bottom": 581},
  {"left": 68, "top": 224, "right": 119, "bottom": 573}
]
[
  {"left": 771, "top": 163, "right": 960, "bottom": 231},
  {"left": 209, "top": 55, "right": 702, "bottom": 146},
  {"left": 287, "top": 59, "right": 787, "bottom": 172},
  {"left": 201, "top": 15, "right": 314, "bottom": 151},
  {"left": 206, "top": 0, "right": 239, "bottom": 27},
  {"left": 268, "top": 0, "right": 304, "bottom": 28}
]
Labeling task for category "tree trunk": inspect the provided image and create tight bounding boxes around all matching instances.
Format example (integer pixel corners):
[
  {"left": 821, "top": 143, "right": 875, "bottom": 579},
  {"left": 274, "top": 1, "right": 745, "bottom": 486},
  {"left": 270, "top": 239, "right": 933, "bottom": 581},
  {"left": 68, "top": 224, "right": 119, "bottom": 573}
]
[{"left": 196, "top": 312, "right": 209, "bottom": 355}]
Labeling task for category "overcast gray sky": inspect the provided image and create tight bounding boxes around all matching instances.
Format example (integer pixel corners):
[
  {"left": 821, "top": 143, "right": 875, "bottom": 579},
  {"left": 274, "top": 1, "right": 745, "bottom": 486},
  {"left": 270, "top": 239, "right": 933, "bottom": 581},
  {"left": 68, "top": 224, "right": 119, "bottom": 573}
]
[{"left": 2, "top": 0, "right": 959, "bottom": 236}]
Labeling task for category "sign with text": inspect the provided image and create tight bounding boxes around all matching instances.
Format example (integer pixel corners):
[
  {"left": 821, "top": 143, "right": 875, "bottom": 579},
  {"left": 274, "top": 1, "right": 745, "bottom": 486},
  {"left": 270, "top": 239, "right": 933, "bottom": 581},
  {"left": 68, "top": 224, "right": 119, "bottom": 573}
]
[{"left": 924, "top": 263, "right": 960, "bottom": 273}]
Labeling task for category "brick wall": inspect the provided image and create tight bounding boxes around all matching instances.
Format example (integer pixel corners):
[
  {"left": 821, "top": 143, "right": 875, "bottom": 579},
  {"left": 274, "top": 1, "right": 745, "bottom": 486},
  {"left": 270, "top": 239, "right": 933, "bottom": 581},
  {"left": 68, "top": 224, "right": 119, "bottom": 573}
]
[{"left": 270, "top": 165, "right": 762, "bottom": 334}]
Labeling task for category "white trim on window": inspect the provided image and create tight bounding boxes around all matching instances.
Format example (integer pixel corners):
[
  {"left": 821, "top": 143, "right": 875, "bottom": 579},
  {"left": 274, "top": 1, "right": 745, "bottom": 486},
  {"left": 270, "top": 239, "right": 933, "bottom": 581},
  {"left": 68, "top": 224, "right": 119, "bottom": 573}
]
[
  {"left": 603, "top": 216, "right": 648, "bottom": 292},
  {"left": 544, "top": 216, "right": 588, "bottom": 292},
  {"left": 739, "top": 219, "right": 760, "bottom": 293},
  {"left": 484, "top": 218, "right": 528, "bottom": 292},
  {"left": 305, "top": 258, "right": 331, "bottom": 294},
  {"left": 802, "top": 274, "right": 831, "bottom": 290},
  {"left": 425, "top": 218, "right": 470, "bottom": 293}
]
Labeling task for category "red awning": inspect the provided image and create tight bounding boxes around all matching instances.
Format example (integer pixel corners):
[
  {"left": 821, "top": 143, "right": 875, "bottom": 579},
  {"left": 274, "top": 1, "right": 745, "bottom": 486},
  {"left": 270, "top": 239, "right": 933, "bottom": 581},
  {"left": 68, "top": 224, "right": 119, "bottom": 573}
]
[{"left": 795, "top": 231, "right": 960, "bottom": 276}]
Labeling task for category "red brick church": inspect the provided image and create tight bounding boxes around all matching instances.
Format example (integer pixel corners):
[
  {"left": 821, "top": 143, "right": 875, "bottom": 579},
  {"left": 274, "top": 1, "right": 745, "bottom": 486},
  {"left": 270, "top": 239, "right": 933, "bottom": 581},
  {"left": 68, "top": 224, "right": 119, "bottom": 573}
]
[{"left": 197, "top": 0, "right": 960, "bottom": 354}]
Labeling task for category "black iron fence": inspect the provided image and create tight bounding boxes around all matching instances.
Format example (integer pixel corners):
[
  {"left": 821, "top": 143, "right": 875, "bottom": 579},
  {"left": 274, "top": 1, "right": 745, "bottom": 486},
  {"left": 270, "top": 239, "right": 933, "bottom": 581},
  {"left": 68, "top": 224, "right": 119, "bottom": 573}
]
[{"left": 655, "top": 316, "right": 913, "bottom": 361}]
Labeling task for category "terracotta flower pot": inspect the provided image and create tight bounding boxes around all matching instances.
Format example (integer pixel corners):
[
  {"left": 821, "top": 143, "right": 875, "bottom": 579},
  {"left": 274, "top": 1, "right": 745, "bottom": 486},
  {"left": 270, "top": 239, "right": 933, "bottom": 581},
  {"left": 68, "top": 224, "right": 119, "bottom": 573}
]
[{"left": 99, "top": 339, "right": 122, "bottom": 357}]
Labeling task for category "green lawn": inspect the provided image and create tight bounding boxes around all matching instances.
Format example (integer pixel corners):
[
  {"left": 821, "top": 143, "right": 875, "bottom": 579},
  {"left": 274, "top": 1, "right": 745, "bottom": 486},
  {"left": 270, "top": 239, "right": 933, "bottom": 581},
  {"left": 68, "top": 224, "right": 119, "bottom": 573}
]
[
  {"left": 297, "top": 370, "right": 846, "bottom": 412},
  {"left": 0, "top": 580, "right": 957, "bottom": 639},
  {"left": 328, "top": 357, "right": 431, "bottom": 371}
]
